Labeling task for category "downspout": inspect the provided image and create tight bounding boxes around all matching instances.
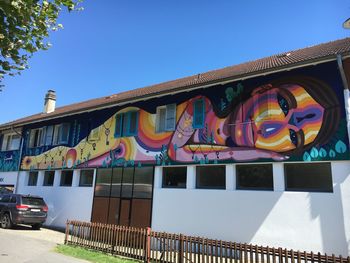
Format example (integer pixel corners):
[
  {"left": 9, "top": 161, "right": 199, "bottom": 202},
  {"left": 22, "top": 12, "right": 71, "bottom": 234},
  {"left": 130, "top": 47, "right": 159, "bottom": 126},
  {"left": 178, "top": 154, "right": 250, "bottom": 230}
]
[
  {"left": 11, "top": 126, "right": 24, "bottom": 194},
  {"left": 336, "top": 54, "right": 350, "bottom": 145}
]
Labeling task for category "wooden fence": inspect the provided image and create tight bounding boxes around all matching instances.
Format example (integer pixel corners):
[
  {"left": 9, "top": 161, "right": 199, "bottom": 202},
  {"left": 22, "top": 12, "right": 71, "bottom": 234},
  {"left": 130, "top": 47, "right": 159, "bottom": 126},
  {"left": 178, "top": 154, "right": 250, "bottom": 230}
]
[{"left": 65, "top": 220, "right": 350, "bottom": 263}]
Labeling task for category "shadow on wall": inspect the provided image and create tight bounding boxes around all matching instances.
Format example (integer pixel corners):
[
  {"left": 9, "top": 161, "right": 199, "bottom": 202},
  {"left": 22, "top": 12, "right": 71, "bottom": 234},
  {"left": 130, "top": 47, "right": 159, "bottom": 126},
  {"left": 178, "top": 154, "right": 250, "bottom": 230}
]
[
  {"left": 309, "top": 165, "right": 350, "bottom": 256},
  {"left": 152, "top": 189, "right": 283, "bottom": 245}
]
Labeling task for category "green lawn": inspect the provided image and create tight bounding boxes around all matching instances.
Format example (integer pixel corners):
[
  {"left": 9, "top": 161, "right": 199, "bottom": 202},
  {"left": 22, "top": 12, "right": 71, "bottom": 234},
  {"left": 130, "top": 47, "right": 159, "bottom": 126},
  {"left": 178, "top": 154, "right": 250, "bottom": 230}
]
[{"left": 55, "top": 244, "right": 139, "bottom": 263}]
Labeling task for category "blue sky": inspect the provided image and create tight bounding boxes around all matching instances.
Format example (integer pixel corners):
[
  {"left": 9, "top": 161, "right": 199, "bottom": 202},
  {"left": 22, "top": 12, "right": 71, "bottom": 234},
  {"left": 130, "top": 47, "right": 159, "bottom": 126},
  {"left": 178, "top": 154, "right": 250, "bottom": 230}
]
[{"left": 0, "top": 0, "right": 349, "bottom": 124}]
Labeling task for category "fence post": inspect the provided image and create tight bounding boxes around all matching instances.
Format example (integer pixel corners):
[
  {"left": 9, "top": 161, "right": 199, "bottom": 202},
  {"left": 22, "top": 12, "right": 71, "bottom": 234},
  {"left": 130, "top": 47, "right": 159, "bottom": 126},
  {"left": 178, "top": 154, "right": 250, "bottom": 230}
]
[
  {"left": 144, "top": 227, "right": 151, "bottom": 263},
  {"left": 178, "top": 234, "right": 184, "bottom": 263},
  {"left": 64, "top": 220, "right": 70, "bottom": 244}
]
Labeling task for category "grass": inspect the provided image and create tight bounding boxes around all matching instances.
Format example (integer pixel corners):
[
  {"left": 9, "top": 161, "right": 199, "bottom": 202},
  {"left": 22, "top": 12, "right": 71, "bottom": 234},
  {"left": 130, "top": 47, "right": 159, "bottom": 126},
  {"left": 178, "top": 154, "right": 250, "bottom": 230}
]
[{"left": 55, "top": 244, "right": 139, "bottom": 263}]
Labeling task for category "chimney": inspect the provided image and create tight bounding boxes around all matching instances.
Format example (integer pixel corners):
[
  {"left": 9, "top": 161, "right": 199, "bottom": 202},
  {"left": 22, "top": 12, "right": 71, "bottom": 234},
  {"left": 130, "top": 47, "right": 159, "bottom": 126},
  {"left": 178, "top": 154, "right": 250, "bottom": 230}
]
[{"left": 43, "top": 90, "right": 56, "bottom": 113}]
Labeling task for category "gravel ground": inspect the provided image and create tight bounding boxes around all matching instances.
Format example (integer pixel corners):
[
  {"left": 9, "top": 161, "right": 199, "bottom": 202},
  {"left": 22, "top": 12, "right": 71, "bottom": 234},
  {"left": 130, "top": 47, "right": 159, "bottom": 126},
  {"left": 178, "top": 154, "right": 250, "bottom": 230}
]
[
  {"left": 0, "top": 225, "right": 88, "bottom": 263},
  {"left": 2, "top": 224, "right": 67, "bottom": 244}
]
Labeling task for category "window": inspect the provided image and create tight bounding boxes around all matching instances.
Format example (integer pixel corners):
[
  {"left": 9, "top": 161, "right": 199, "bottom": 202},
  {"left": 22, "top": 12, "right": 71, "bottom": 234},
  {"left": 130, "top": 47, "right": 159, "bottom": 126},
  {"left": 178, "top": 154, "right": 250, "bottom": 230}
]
[
  {"left": 236, "top": 164, "right": 273, "bottom": 190},
  {"left": 60, "top": 170, "right": 73, "bottom": 187},
  {"left": 44, "top": 125, "right": 54, "bottom": 145},
  {"left": 0, "top": 195, "right": 10, "bottom": 203},
  {"left": 162, "top": 166, "right": 187, "bottom": 188},
  {"left": 79, "top": 169, "right": 94, "bottom": 187},
  {"left": 111, "top": 168, "right": 122, "bottom": 197},
  {"left": 284, "top": 163, "right": 333, "bottom": 192},
  {"left": 193, "top": 98, "right": 205, "bottom": 129},
  {"left": 95, "top": 169, "right": 112, "bottom": 196},
  {"left": 53, "top": 123, "right": 70, "bottom": 145},
  {"left": 196, "top": 165, "right": 225, "bottom": 189},
  {"left": 156, "top": 104, "right": 176, "bottom": 133},
  {"left": 29, "top": 128, "right": 44, "bottom": 148},
  {"left": 133, "top": 167, "right": 153, "bottom": 198},
  {"left": 28, "top": 171, "right": 38, "bottom": 186},
  {"left": 114, "top": 111, "right": 139, "bottom": 138},
  {"left": 1, "top": 133, "right": 21, "bottom": 151},
  {"left": 43, "top": 171, "right": 55, "bottom": 186},
  {"left": 121, "top": 167, "right": 133, "bottom": 198}
]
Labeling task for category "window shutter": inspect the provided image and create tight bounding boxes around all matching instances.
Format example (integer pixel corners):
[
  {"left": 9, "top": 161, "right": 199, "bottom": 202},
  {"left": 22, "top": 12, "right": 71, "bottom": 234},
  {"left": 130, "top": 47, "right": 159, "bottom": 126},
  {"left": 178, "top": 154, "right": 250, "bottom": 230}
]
[
  {"left": 156, "top": 107, "right": 166, "bottom": 133},
  {"left": 114, "top": 114, "right": 123, "bottom": 138},
  {"left": 52, "top": 125, "right": 60, "bottom": 145},
  {"left": 165, "top": 104, "right": 176, "bottom": 131},
  {"left": 1, "top": 134, "right": 9, "bottom": 151},
  {"left": 128, "top": 111, "right": 139, "bottom": 136},
  {"left": 193, "top": 99, "right": 205, "bottom": 128}
]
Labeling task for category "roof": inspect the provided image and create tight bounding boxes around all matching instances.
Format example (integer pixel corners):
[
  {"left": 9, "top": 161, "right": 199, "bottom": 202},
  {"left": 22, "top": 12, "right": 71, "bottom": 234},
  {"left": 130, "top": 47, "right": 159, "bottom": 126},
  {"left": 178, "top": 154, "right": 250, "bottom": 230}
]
[{"left": 1, "top": 37, "right": 350, "bottom": 130}]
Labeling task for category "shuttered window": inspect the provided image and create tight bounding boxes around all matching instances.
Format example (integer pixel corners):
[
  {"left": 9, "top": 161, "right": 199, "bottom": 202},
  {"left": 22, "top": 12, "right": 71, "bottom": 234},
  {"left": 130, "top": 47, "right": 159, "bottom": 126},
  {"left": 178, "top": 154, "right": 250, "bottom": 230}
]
[
  {"left": 156, "top": 104, "right": 176, "bottom": 133},
  {"left": 114, "top": 111, "right": 139, "bottom": 138}
]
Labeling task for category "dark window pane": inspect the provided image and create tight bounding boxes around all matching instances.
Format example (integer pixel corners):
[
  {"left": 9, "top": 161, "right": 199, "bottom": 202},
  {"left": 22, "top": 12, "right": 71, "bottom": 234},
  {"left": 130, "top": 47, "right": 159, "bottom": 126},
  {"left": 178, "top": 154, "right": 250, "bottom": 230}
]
[
  {"left": 10, "top": 196, "right": 16, "bottom": 203},
  {"left": 95, "top": 169, "right": 112, "bottom": 197},
  {"left": 111, "top": 168, "right": 122, "bottom": 197},
  {"left": 162, "top": 167, "right": 186, "bottom": 188},
  {"left": 196, "top": 165, "right": 225, "bottom": 189},
  {"left": 0, "top": 195, "right": 10, "bottom": 203},
  {"left": 79, "top": 169, "right": 94, "bottom": 187},
  {"left": 22, "top": 197, "right": 45, "bottom": 206},
  {"left": 59, "top": 123, "right": 70, "bottom": 144},
  {"left": 60, "top": 170, "right": 73, "bottom": 186},
  {"left": 236, "top": 164, "right": 273, "bottom": 190},
  {"left": 133, "top": 167, "right": 153, "bottom": 198},
  {"left": 43, "top": 171, "right": 55, "bottom": 186},
  {"left": 121, "top": 167, "right": 134, "bottom": 198},
  {"left": 28, "top": 172, "right": 38, "bottom": 186},
  {"left": 285, "top": 163, "right": 333, "bottom": 192}
]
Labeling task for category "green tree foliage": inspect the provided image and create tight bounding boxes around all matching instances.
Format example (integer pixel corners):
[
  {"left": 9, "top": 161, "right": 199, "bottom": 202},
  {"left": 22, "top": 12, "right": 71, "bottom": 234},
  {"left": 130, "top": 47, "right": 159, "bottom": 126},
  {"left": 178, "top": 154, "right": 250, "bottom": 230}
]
[{"left": 0, "top": 0, "right": 82, "bottom": 89}]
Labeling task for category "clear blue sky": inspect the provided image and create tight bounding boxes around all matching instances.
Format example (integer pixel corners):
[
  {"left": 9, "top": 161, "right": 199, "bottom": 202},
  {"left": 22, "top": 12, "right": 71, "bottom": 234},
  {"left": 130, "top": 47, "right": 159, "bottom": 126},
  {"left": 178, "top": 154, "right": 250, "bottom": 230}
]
[{"left": 1, "top": 0, "right": 349, "bottom": 124}]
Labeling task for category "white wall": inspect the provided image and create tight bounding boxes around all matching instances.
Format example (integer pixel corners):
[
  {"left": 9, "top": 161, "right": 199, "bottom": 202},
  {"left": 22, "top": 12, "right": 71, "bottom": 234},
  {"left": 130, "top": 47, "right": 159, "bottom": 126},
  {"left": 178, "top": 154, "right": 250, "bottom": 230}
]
[
  {"left": 0, "top": 171, "right": 18, "bottom": 186},
  {"left": 16, "top": 169, "right": 95, "bottom": 229},
  {"left": 151, "top": 162, "right": 350, "bottom": 256}
]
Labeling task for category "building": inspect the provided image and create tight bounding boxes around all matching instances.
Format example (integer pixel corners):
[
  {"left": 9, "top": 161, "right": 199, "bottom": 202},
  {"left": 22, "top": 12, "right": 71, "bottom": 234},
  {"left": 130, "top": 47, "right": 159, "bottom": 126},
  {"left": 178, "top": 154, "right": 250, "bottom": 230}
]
[{"left": 1, "top": 38, "right": 350, "bottom": 256}]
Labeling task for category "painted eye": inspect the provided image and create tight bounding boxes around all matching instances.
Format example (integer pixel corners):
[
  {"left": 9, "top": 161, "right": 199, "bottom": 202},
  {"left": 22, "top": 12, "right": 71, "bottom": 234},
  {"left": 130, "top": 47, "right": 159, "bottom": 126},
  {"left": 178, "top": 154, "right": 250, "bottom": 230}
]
[
  {"left": 289, "top": 129, "right": 298, "bottom": 147},
  {"left": 277, "top": 93, "right": 289, "bottom": 116}
]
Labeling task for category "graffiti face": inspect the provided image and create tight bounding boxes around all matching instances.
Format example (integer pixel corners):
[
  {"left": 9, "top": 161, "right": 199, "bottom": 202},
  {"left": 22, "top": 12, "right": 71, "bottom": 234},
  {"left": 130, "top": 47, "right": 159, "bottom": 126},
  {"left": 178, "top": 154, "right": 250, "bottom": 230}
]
[{"left": 231, "top": 84, "right": 324, "bottom": 152}]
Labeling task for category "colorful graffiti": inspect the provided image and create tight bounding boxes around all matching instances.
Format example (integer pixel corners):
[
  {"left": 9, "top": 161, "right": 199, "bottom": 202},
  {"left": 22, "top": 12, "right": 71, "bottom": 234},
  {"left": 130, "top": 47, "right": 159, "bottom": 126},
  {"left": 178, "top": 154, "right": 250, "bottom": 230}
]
[{"left": 21, "top": 76, "right": 349, "bottom": 170}]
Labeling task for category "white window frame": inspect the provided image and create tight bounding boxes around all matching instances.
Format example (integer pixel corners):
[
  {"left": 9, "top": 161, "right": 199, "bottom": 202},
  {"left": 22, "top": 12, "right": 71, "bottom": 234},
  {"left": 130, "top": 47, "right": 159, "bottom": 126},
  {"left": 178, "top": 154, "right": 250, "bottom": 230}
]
[
  {"left": 1, "top": 133, "right": 21, "bottom": 151},
  {"left": 156, "top": 104, "right": 176, "bottom": 133},
  {"left": 52, "top": 123, "right": 70, "bottom": 145},
  {"left": 28, "top": 128, "right": 44, "bottom": 148}
]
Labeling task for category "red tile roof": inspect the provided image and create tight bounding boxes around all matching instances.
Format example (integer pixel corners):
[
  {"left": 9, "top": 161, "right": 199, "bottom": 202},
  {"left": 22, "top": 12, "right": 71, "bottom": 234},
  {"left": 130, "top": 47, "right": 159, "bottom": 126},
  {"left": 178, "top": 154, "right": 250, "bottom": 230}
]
[{"left": 1, "top": 37, "right": 350, "bottom": 129}]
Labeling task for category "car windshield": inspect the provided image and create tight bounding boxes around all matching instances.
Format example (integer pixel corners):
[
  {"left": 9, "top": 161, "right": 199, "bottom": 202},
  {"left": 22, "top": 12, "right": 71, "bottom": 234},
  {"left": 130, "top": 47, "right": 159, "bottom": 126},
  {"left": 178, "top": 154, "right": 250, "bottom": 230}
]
[{"left": 21, "top": 197, "right": 45, "bottom": 206}]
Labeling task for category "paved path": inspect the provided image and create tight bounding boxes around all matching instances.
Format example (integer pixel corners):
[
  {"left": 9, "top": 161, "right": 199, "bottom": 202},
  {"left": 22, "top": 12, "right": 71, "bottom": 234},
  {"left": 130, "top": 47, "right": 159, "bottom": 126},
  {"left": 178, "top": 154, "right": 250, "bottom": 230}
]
[{"left": 0, "top": 225, "right": 88, "bottom": 263}]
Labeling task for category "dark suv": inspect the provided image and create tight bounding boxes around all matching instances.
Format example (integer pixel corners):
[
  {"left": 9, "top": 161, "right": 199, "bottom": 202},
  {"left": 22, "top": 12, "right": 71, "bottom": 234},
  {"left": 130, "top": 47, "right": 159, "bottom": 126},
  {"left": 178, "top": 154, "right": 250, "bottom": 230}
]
[{"left": 0, "top": 194, "right": 48, "bottom": 230}]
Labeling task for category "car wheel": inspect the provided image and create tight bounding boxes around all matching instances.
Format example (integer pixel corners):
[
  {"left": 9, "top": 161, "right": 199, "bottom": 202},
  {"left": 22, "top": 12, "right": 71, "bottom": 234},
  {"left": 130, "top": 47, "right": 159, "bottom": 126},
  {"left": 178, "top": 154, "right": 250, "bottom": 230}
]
[
  {"left": 31, "top": 223, "right": 42, "bottom": 230},
  {"left": 1, "top": 214, "right": 13, "bottom": 229}
]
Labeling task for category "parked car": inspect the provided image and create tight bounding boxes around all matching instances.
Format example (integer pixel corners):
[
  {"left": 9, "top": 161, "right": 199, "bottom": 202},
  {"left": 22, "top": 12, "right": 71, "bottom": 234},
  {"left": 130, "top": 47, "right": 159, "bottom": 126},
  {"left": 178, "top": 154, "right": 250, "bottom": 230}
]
[{"left": 0, "top": 194, "right": 48, "bottom": 230}]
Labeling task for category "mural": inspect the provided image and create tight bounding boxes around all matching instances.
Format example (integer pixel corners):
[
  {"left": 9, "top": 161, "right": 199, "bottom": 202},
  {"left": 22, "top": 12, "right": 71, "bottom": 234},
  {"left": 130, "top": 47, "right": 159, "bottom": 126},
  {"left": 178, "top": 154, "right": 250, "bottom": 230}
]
[
  {"left": 0, "top": 150, "right": 20, "bottom": 172},
  {"left": 21, "top": 76, "right": 349, "bottom": 170}
]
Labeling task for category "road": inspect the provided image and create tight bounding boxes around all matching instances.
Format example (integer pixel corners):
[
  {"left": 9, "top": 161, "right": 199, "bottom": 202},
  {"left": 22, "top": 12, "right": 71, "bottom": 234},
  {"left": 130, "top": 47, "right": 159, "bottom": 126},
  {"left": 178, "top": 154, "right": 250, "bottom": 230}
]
[{"left": 0, "top": 225, "right": 88, "bottom": 263}]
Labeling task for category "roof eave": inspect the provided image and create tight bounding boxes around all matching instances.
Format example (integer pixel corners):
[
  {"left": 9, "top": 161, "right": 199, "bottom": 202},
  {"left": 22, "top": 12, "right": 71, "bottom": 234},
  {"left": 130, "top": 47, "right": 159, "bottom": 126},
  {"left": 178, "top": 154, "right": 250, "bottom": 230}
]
[{"left": 1, "top": 52, "right": 349, "bottom": 131}]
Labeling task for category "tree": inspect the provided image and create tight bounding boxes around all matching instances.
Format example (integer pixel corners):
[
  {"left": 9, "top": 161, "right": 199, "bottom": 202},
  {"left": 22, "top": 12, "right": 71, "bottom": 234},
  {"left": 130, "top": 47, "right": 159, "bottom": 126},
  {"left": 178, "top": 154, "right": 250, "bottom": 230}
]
[{"left": 0, "top": 0, "right": 82, "bottom": 90}]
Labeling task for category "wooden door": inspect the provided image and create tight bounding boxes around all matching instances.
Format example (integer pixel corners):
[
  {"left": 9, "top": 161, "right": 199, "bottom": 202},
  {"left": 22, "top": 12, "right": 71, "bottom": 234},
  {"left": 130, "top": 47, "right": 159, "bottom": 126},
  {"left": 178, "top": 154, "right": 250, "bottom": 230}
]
[{"left": 119, "top": 199, "right": 131, "bottom": 226}]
